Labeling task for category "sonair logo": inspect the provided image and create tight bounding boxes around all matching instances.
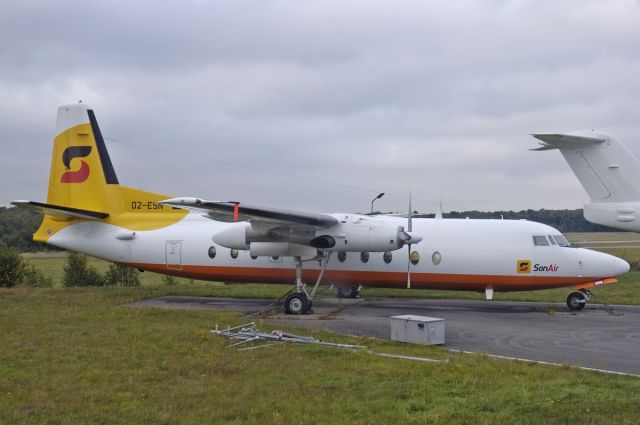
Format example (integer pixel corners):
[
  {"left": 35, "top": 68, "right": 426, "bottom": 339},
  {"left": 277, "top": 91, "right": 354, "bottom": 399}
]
[
  {"left": 516, "top": 260, "right": 531, "bottom": 274},
  {"left": 61, "top": 146, "right": 92, "bottom": 183},
  {"left": 533, "top": 264, "right": 559, "bottom": 272}
]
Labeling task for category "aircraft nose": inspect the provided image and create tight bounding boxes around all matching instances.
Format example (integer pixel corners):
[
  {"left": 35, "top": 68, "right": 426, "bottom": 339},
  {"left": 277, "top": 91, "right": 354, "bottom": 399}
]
[
  {"left": 596, "top": 251, "right": 629, "bottom": 276},
  {"left": 579, "top": 249, "right": 630, "bottom": 277},
  {"left": 612, "top": 256, "right": 631, "bottom": 276}
]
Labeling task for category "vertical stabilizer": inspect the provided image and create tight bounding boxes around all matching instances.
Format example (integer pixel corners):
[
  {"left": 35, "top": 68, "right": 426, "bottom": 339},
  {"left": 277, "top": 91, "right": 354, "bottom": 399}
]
[
  {"left": 532, "top": 131, "right": 640, "bottom": 203},
  {"left": 26, "top": 104, "right": 187, "bottom": 243},
  {"left": 47, "top": 103, "right": 119, "bottom": 213},
  {"left": 533, "top": 131, "right": 640, "bottom": 231}
]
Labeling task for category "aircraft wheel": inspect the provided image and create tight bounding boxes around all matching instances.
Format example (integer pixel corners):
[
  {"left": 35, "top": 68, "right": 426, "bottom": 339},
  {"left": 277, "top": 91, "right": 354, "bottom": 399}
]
[
  {"left": 566, "top": 292, "right": 586, "bottom": 311},
  {"left": 285, "top": 292, "right": 309, "bottom": 315},
  {"left": 337, "top": 285, "right": 360, "bottom": 298}
]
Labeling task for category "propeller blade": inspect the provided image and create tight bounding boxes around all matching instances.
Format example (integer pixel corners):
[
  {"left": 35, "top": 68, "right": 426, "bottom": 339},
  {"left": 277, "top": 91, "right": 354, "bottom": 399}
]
[
  {"left": 407, "top": 244, "right": 411, "bottom": 289},
  {"left": 407, "top": 192, "right": 412, "bottom": 289},
  {"left": 408, "top": 192, "right": 412, "bottom": 232}
]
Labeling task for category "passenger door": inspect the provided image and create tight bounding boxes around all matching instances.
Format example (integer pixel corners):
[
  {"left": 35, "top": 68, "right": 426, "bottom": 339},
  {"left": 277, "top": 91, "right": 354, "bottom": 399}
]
[{"left": 165, "top": 241, "right": 182, "bottom": 271}]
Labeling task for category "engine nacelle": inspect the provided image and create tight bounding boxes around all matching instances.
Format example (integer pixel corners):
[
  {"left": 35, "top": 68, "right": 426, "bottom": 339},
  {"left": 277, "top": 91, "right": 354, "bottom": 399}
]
[
  {"left": 212, "top": 217, "right": 422, "bottom": 254},
  {"left": 212, "top": 222, "right": 250, "bottom": 249},
  {"left": 317, "top": 223, "right": 408, "bottom": 252}
]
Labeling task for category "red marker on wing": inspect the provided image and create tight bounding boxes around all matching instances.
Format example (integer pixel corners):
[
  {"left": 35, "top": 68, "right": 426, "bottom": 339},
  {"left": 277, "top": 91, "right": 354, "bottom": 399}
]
[{"left": 233, "top": 202, "right": 239, "bottom": 221}]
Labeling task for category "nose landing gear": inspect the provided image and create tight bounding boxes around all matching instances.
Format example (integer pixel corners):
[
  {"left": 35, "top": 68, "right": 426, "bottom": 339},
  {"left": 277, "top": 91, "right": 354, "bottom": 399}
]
[{"left": 566, "top": 289, "right": 592, "bottom": 311}]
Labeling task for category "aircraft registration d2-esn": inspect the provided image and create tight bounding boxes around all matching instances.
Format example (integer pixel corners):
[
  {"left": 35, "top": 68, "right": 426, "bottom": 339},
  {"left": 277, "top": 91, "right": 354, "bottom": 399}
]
[{"left": 13, "top": 104, "right": 630, "bottom": 313}]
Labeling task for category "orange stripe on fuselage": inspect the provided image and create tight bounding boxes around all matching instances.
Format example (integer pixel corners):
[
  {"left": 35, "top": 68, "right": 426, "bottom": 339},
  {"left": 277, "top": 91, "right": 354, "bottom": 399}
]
[{"left": 127, "top": 262, "right": 608, "bottom": 292}]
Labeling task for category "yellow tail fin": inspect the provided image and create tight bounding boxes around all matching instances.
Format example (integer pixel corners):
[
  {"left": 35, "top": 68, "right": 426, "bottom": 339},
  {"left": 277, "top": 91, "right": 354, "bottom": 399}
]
[
  {"left": 46, "top": 104, "right": 120, "bottom": 212},
  {"left": 32, "top": 104, "right": 186, "bottom": 242}
]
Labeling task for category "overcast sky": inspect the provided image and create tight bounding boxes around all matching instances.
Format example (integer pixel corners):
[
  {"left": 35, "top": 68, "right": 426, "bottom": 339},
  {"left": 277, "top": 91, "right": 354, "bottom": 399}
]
[{"left": 1, "top": 0, "right": 640, "bottom": 214}]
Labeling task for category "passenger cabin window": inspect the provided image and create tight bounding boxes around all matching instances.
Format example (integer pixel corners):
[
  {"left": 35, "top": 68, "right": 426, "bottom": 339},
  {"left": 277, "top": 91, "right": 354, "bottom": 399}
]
[
  {"left": 383, "top": 251, "right": 392, "bottom": 264},
  {"left": 410, "top": 251, "right": 420, "bottom": 265},
  {"left": 553, "top": 235, "right": 570, "bottom": 246},
  {"left": 533, "top": 235, "right": 549, "bottom": 246},
  {"left": 360, "top": 252, "right": 369, "bottom": 263}
]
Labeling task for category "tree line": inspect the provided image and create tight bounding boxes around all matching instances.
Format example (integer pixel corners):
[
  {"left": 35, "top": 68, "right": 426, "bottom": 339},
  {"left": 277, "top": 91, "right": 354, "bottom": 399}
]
[
  {"left": 440, "top": 209, "right": 611, "bottom": 233},
  {"left": 0, "top": 206, "right": 45, "bottom": 252}
]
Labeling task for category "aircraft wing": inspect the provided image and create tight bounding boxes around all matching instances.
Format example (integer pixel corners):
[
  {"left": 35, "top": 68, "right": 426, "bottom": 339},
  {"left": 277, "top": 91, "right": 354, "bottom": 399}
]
[
  {"left": 159, "top": 197, "right": 339, "bottom": 229},
  {"left": 530, "top": 134, "right": 606, "bottom": 151}
]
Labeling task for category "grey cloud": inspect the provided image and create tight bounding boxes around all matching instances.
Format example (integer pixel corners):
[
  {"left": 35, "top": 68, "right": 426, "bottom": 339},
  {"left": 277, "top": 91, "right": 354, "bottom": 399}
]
[{"left": 1, "top": 0, "right": 640, "bottom": 214}]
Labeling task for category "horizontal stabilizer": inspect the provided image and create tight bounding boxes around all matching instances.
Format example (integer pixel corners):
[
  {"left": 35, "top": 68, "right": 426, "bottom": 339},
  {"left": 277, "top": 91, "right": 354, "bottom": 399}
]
[
  {"left": 531, "top": 133, "right": 605, "bottom": 151},
  {"left": 11, "top": 200, "right": 109, "bottom": 221}
]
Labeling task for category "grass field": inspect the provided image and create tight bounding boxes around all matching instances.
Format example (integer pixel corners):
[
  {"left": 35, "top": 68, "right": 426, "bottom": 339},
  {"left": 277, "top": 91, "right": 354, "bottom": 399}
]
[
  {"left": 1, "top": 286, "right": 640, "bottom": 424},
  {"left": 565, "top": 232, "right": 640, "bottom": 242}
]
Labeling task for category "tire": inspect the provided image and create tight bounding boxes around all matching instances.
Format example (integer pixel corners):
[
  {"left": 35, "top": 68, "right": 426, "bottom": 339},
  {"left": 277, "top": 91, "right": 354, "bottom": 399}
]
[
  {"left": 337, "top": 285, "right": 359, "bottom": 299},
  {"left": 285, "top": 292, "right": 309, "bottom": 315},
  {"left": 567, "top": 292, "right": 586, "bottom": 311}
]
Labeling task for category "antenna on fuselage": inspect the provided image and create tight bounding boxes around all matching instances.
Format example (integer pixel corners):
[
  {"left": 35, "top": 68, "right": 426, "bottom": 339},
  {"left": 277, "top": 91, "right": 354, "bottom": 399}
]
[{"left": 435, "top": 195, "right": 443, "bottom": 220}]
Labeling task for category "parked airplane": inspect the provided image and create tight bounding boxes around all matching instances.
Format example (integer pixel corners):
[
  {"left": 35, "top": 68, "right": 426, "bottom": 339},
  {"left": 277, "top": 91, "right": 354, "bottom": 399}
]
[
  {"left": 13, "top": 105, "right": 629, "bottom": 313},
  {"left": 532, "top": 131, "right": 640, "bottom": 232}
]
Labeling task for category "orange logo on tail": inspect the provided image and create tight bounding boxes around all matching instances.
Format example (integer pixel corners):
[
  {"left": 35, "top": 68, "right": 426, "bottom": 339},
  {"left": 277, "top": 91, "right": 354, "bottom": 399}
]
[{"left": 61, "top": 146, "right": 92, "bottom": 183}]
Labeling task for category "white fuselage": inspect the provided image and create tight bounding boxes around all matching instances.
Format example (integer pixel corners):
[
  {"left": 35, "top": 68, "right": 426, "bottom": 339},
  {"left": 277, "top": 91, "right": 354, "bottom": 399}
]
[{"left": 46, "top": 214, "right": 629, "bottom": 292}]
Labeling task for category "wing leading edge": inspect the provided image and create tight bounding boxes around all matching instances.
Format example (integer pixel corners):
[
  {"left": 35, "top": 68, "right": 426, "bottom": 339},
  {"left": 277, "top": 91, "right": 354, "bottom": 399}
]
[{"left": 159, "top": 197, "right": 339, "bottom": 229}]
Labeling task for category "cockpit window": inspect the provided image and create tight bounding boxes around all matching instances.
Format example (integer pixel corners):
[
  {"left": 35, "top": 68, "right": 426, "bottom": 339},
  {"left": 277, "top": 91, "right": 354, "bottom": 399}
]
[
  {"left": 547, "top": 236, "right": 556, "bottom": 245},
  {"left": 533, "top": 235, "right": 549, "bottom": 246},
  {"left": 552, "top": 235, "right": 570, "bottom": 246}
]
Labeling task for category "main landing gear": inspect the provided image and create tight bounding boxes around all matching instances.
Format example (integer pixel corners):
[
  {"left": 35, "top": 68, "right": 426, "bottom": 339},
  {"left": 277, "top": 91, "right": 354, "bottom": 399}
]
[
  {"left": 337, "top": 285, "right": 361, "bottom": 299},
  {"left": 284, "top": 253, "right": 333, "bottom": 315},
  {"left": 566, "top": 289, "right": 592, "bottom": 311}
]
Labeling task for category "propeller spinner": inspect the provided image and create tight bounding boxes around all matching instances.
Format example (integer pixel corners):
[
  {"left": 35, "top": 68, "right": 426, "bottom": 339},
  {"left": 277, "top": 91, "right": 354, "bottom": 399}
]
[{"left": 405, "top": 193, "right": 422, "bottom": 288}]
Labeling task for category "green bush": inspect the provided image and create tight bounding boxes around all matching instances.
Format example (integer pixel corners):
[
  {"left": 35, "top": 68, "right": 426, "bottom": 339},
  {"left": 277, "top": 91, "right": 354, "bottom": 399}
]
[
  {"left": 104, "top": 263, "right": 140, "bottom": 287},
  {"left": 63, "top": 252, "right": 104, "bottom": 287},
  {"left": 0, "top": 247, "right": 25, "bottom": 287},
  {"left": 0, "top": 247, "right": 53, "bottom": 287},
  {"left": 62, "top": 254, "right": 141, "bottom": 287},
  {"left": 23, "top": 263, "right": 54, "bottom": 288}
]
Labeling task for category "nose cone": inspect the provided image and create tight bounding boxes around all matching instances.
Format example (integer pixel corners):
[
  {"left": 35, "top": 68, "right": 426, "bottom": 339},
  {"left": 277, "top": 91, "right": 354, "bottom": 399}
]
[
  {"left": 613, "top": 256, "right": 631, "bottom": 276},
  {"left": 580, "top": 249, "right": 630, "bottom": 277}
]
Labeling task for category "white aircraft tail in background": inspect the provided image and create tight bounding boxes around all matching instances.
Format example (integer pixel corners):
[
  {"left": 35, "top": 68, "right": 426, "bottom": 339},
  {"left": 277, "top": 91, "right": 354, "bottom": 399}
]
[{"left": 532, "top": 131, "right": 640, "bottom": 232}]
